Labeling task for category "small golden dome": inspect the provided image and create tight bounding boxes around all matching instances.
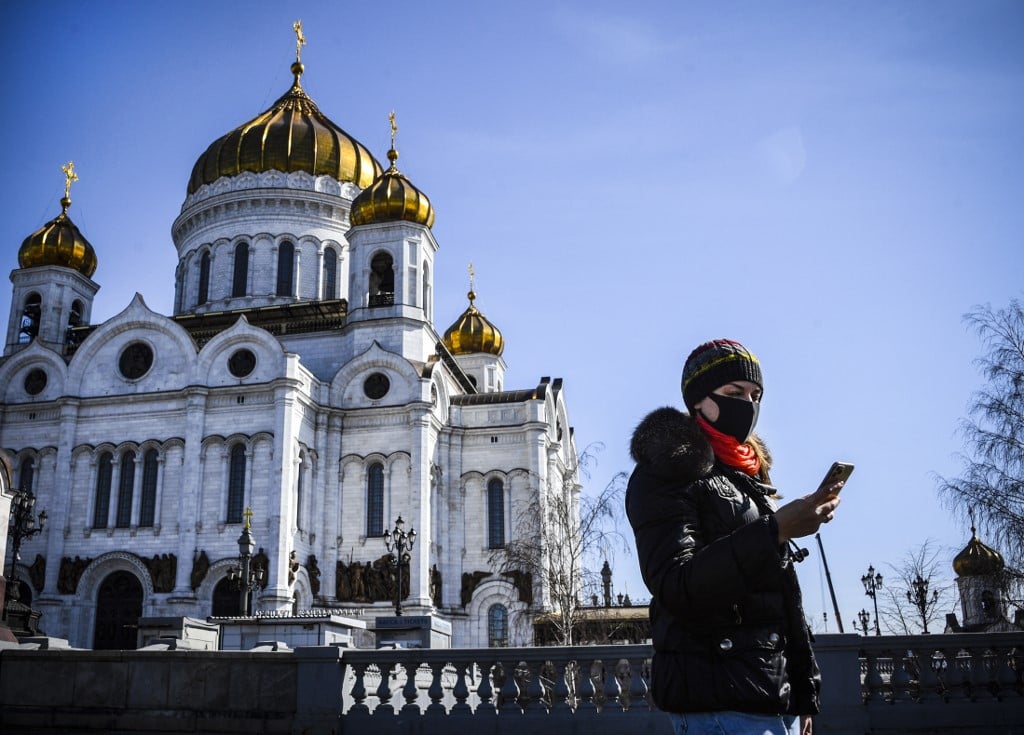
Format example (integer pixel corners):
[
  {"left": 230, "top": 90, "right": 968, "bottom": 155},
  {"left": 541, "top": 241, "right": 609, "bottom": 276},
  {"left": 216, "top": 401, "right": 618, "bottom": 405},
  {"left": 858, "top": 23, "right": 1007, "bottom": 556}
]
[
  {"left": 443, "top": 290, "right": 504, "bottom": 356},
  {"left": 187, "top": 62, "right": 382, "bottom": 195},
  {"left": 953, "top": 528, "right": 1005, "bottom": 577},
  {"left": 350, "top": 147, "right": 435, "bottom": 228},
  {"left": 19, "top": 196, "right": 97, "bottom": 277}
]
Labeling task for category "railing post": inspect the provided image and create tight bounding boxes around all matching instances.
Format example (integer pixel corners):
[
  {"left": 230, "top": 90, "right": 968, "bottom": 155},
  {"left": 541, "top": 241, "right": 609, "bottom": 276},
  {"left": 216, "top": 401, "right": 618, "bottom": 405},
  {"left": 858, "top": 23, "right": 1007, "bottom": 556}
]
[
  {"left": 400, "top": 658, "right": 420, "bottom": 715},
  {"left": 450, "top": 658, "right": 472, "bottom": 715},
  {"left": 426, "top": 659, "right": 447, "bottom": 716},
  {"left": 475, "top": 660, "right": 497, "bottom": 716}
]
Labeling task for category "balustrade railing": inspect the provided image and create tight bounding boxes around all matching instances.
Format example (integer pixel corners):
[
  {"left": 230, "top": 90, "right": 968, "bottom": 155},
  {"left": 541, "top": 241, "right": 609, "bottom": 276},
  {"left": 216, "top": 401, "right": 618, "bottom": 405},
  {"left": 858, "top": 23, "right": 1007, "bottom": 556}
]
[{"left": 339, "top": 644, "right": 653, "bottom": 717}]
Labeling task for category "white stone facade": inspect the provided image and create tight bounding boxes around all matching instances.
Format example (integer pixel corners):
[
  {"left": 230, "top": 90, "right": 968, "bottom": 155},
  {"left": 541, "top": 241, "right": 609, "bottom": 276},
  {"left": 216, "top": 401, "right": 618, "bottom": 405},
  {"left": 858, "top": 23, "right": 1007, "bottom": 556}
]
[{"left": 2, "top": 93, "right": 577, "bottom": 651}]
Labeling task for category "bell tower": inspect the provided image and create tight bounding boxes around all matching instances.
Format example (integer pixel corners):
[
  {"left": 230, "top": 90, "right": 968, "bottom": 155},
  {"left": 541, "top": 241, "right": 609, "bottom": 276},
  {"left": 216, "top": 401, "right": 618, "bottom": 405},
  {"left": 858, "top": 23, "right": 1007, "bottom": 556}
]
[{"left": 7, "top": 162, "right": 99, "bottom": 356}]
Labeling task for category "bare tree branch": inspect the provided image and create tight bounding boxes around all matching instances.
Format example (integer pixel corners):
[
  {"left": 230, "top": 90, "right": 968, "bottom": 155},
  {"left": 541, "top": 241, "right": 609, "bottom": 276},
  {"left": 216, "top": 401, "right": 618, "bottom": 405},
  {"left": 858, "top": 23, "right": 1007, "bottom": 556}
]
[{"left": 489, "top": 443, "right": 629, "bottom": 645}]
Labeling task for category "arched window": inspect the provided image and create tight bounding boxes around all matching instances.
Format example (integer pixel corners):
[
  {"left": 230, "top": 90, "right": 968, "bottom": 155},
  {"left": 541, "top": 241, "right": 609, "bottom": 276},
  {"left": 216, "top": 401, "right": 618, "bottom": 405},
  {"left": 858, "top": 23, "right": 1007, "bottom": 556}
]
[
  {"left": 232, "top": 242, "right": 249, "bottom": 297},
  {"left": 488, "top": 604, "right": 509, "bottom": 647},
  {"left": 276, "top": 241, "right": 295, "bottom": 297},
  {"left": 198, "top": 251, "right": 211, "bottom": 304},
  {"left": 366, "top": 463, "right": 384, "bottom": 537},
  {"left": 323, "top": 246, "right": 338, "bottom": 299},
  {"left": 19, "top": 293, "right": 41, "bottom": 343},
  {"left": 66, "top": 299, "right": 84, "bottom": 347},
  {"left": 140, "top": 449, "right": 158, "bottom": 527},
  {"left": 116, "top": 453, "right": 135, "bottom": 528},
  {"left": 227, "top": 444, "right": 246, "bottom": 524},
  {"left": 93, "top": 452, "right": 113, "bottom": 529},
  {"left": 422, "top": 261, "right": 431, "bottom": 320},
  {"left": 18, "top": 457, "right": 34, "bottom": 493},
  {"left": 295, "top": 455, "right": 305, "bottom": 530},
  {"left": 369, "top": 251, "right": 394, "bottom": 307},
  {"left": 487, "top": 478, "right": 505, "bottom": 549}
]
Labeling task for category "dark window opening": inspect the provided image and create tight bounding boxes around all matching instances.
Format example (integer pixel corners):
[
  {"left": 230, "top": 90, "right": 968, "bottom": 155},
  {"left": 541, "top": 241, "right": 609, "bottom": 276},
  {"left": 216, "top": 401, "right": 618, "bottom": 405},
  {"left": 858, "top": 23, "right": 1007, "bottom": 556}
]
[
  {"left": 19, "top": 293, "right": 41, "bottom": 343},
  {"left": 227, "top": 445, "right": 246, "bottom": 524},
  {"left": 140, "top": 449, "right": 158, "bottom": 527},
  {"left": 93, "top": 452, "right": 113, "bottom": 529},
  {"left": 369, "top": 252, "right": 394, "bottom": 307},
  {"left": 323, "top": 246, "right": 338, "bottom": 299},
  {"left": 277, "top": 241, "right": 295, "bottom": 297},
  {"left": 488, "top": 478, "right": 505, "bottom": 549},
  {"left": 198, "top": 251, "right": 211, "bottom": 304},
  {"left": 366, "top": 463, "right": 384, "bottom": 537},
  {"left": 116, "top": 453, "right": 135, "bottom": 528},
  {"left": 232, "top": 242, "right": 249, "bottom": 297}
]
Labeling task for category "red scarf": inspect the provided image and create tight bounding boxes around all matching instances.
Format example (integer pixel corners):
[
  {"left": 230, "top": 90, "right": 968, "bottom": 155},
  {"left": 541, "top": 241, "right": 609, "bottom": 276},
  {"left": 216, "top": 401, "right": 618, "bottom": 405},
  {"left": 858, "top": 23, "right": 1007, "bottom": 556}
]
[{"left": 696, "top": 415, "right": 761, "bottom": 476}]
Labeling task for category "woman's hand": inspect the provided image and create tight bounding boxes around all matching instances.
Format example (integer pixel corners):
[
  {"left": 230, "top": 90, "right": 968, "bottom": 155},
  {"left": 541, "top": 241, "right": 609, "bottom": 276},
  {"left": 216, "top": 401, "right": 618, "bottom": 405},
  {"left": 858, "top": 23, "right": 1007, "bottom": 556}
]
[{"left": 774, "top": 482, "right": 842, "bottom": 545}]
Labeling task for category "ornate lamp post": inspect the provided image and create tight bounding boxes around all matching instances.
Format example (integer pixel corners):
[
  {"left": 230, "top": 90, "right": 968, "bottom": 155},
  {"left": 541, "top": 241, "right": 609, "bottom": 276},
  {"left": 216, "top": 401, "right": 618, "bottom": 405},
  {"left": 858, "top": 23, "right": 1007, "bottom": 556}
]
[
  {"left": 861, "top": 564, "right": 883, "bottom": 636},
  {"left": 907, "top": 574, "right": 938, "bottom": 634},
  {"left": 227, "top": 508, "right": 264, "bottom": 616},
  {"left": 383, "top": 515, "right": 416, "bottom": 616},
  {"left": 3, "top": 489, "right": 47, "bottom": 636},
  {"left": 853, "top": 608, "right": 871, "bottom": 636}
]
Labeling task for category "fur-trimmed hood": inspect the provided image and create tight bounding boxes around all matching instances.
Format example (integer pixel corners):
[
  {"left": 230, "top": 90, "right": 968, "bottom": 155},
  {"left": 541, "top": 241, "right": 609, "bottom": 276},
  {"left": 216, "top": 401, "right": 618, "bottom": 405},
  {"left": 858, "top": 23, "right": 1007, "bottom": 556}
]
[{"left": 629, "top": 406, "right": 771, "bottom": 483}]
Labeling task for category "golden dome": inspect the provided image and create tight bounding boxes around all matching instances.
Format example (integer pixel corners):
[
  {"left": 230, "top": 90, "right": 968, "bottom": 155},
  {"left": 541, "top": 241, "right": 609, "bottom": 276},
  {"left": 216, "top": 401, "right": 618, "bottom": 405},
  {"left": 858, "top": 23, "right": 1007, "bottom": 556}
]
[
  {"left": 187, "top": 62, "right": 382, "bottom": 195},
  {"left": 350, "top": 147, "right": 435, "bottom": 228},
  {"left": 953, "top": 528, "right": 1005, "bottom": 577},
  {"left": 19, "top": 196, "right": 97, "bottom": 277},
  {"left": 443, "top": 290, "right": 504, "bottom": 356}
]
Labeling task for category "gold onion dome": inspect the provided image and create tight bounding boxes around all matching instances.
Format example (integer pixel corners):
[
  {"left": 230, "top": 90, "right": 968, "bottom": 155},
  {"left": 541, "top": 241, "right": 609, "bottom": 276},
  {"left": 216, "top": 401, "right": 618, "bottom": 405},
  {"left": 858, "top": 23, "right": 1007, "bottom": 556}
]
[
  {"left": 953, "top": 528, "right": 1005, "bottom": 577},
  {"left": 187, "top": 61, "right": 382, "bottom": 195},
  {"left": 19, "top": 164, "right": 97, "bottom": 277},
  {"left": 443, "top": 290, "right": 504, "bottom": 356},
  {"left": 350, "top": 147, "right": 435, "bottom": 228}
]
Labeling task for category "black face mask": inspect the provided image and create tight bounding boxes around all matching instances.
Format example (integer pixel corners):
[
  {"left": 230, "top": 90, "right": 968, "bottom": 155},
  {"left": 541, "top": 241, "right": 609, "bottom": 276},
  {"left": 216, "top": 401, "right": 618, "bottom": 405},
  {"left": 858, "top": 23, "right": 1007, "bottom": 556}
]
[{"left": 704, "top": 393, "right": 759, "bottom": 443}]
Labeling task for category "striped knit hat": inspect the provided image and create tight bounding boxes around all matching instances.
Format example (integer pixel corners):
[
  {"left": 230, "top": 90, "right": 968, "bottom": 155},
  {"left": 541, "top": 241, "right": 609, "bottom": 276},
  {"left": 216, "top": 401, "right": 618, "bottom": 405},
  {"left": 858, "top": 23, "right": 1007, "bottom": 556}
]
[{"left": 681, "top": 339, "right": 763, "bottom": 413}]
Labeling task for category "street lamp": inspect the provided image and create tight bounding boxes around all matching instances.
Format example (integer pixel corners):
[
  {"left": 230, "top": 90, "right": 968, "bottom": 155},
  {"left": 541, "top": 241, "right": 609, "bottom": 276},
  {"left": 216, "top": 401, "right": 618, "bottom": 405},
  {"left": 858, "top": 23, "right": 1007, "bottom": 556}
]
[
  {"left": 227, "top": 507, "right": 264, "bottom": 616},
  {"left": 853, "top": 608, "right": 871, "bottom": 636},
  {"left": 383, "top": 515, "right": 416, "bottom": 616},
  {"left": 861, "top": 564, "right": 883, "bottom": 636},
  {"left": 3, "top": 488, "right": 47, "bottom": 636},
  {"left": 907, "top": 574, "right": 938, "bottom": 634}
]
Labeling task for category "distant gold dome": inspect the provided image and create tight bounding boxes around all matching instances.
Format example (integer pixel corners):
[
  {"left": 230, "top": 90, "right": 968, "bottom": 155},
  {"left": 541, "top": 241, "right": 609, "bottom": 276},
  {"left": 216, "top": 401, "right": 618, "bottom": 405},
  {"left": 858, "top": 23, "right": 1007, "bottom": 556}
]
[
  {"left": 187, "top": 62, "right": 382, "bottom": 195},
  {"left": 443, "top": 290, "right": 504, "bottom": 356},
  {"left": 19, "top": 196, "right": 97, "bottom": 277},
  {"left": 350, "top": 148, "right": 435, "bottom": 228},
  {"left": 953, "top": 529, "right": 1005, "bottom": 577}
]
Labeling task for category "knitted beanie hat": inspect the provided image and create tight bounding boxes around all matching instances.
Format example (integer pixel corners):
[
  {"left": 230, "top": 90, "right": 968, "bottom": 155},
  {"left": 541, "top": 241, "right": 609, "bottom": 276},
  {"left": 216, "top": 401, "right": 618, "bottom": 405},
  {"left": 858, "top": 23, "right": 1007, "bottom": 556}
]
[{"left": 681, "top": 339, "right": 763, "bottom": 413}]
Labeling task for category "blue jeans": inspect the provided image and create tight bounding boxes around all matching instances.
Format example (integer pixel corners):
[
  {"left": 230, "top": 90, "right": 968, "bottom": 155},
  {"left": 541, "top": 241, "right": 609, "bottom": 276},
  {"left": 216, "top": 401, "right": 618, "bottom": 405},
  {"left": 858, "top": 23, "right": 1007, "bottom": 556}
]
[{"left": 667, "top": 711, "right": 800, "bottom": 735}]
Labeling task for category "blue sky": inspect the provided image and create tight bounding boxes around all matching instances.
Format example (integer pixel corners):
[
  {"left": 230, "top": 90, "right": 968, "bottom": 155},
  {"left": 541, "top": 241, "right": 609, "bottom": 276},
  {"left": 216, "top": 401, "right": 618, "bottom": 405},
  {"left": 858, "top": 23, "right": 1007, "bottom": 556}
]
[{"left": 2, "top": 1, "right": 1022, "bottom": 633}]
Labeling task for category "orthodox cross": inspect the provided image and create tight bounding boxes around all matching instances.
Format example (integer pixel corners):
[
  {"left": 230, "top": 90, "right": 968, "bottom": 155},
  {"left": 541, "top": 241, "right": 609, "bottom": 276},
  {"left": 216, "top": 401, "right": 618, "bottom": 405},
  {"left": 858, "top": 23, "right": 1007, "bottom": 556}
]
[
  {"left": 389, "top": 110, "right": 398, "bottom": 149},
  {"left": 293, "top": 20, "right": 306, "bottom": 62},
  {"left": 242, "top": 506, "right": 254, "bottom": 530},
  {"left": 468, "top": 262, "right": 475, "bottom": 292},
  {"left": 61, "top": 161, "right": 78, "bottom": 200}
]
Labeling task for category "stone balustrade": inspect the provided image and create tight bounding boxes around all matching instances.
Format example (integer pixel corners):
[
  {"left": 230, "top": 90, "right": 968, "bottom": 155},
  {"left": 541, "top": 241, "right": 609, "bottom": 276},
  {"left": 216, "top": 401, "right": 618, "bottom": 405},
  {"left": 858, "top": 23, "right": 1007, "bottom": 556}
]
[{"left": 1, "top": 632, "right": 1022, "bottom": 734}]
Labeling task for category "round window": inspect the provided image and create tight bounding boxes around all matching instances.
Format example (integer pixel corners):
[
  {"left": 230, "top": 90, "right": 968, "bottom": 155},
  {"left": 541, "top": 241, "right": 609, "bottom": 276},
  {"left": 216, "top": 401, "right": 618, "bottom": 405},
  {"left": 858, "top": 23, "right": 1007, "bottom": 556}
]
[
  {"left": 118, "top": 342, "right": 154, "bottom": 379},
  {"left": 228, "top": 348, "right": 257, "bottom": 378},
  {"left": 363, "top": 372, "right": 390, "bottom": 400},
  {"left": 24, "top": 368, "right": 47, "bottom": 395}
]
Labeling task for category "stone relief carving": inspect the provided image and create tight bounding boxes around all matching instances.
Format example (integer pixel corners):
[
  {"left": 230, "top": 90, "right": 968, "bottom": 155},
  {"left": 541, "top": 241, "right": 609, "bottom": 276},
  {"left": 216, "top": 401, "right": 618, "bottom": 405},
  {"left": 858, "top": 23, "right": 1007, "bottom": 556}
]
[
  {"left": 58, "top": 555, "right": 93, "bottom": 594},
  {"left": 461, "top": 570, "right": 491, "bottom": 607},
  {"left": 335, "top": 554, "right": 409, "bottom": 603},
  {"left": 28, "top": 554, "right": 45, "bottom": 593},
  {"left": 190, "top": 550, "right": 210, "bottom": 592},
  {"left": 307, "top": 554, "right": 321, "bottom": 597},
  {"left": 144, "top": 553, "right": 177, "bottom": 593}
]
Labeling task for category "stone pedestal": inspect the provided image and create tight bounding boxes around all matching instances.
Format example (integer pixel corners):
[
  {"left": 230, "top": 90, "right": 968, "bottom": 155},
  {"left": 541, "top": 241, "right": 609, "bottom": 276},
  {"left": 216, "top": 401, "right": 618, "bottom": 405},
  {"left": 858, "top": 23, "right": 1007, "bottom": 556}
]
[
  {"left": 372, "top": 615, "right": 451, "bottom": 648},
  {"left": 137, "top": 616, "right": 220, "bottom": 650},
  {"left": 211, "top": 610, "right": 367, "bottom": 650}
]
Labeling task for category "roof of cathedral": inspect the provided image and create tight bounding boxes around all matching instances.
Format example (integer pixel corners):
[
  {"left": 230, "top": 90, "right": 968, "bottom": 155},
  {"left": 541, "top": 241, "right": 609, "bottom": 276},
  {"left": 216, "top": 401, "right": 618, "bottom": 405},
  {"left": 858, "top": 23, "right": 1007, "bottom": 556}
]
[
  {"left": 350, "top": 146, "right": 435, "bottom": 228},
  {"left": 442, "top": 290, "right": 504, "bottom": 357},
  {"left": 19, "top": 194, "right": 97, "bottom": 277},
  {"left": 186, "top": 61, "right": 382, "bottom": 195},
  {"left": 953, "top": 527, "right": 1005, "bottom": 577}
]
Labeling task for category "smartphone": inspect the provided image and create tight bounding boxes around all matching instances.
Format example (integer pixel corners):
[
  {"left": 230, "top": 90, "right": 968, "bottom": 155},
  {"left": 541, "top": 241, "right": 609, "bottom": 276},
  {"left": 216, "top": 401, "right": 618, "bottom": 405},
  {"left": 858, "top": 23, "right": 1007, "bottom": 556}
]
[{"left": 817, "top": 461, "right": 854, "bottom": 493}]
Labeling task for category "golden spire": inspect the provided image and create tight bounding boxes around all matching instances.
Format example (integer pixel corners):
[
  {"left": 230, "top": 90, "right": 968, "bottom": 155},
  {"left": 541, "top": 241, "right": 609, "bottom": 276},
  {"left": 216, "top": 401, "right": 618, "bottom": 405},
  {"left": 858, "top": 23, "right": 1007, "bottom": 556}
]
[
  {"left": 468, "top": 262, "right": 476, "bottom": 302},
  {"left": 61, "top": 160, "right": 78, "bottom": 212},
  {"left": 290, "top": 20, "right": 306, "bottom": 82},
  {"left": 293, "top": 20, "right": 306, "bottom": 63},
  {"left": 243, "top": 506, "right": 254, "bottom": 529},
  {"left": 387, "top": 110, "right": 400, "bottom": 167}
]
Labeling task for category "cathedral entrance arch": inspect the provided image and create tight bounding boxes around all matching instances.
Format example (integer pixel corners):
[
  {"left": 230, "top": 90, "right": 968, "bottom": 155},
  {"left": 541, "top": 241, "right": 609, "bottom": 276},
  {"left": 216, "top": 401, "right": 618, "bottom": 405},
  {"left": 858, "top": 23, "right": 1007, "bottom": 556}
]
[
  {"left": 212, "top": 577, "right": 245, "bottom": 617},
  {"left": 93, "top": 571, "right": 143, "bottom": 650}
]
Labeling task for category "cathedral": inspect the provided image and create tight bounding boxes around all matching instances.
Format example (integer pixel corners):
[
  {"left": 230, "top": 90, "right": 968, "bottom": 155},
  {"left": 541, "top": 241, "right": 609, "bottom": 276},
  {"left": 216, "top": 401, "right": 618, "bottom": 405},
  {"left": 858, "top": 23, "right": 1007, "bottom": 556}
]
[{"left": 0, "top": 31, "right": 578, "bottom": 650}]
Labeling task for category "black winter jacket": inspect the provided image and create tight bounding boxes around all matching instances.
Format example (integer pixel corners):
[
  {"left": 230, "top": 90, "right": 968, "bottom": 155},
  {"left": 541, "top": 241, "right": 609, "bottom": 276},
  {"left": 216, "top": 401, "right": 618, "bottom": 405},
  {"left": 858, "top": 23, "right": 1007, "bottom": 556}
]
[{"left": 626, "top": 407, "right": 820, "bottom": 716}]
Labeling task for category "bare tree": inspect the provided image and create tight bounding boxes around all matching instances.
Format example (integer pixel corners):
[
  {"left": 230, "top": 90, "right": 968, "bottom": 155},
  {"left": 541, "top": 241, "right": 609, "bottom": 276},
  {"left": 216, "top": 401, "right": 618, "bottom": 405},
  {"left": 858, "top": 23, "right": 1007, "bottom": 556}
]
[
  {"left": 490, "top": 443, "right": 628, "bottom": 645},
  {"left": 877, "top": 540, "right": 953, "bottom": 635},
  {"left": 938, "top": 299, "right": 1024, "bottom": 568}
]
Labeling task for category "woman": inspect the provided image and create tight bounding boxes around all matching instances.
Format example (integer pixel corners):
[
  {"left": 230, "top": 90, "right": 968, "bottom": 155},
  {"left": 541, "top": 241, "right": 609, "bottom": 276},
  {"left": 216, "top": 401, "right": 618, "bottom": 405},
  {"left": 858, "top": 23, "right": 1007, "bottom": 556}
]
[{"left": 626, "top": 339, "right": 842, "bottom": 735}]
